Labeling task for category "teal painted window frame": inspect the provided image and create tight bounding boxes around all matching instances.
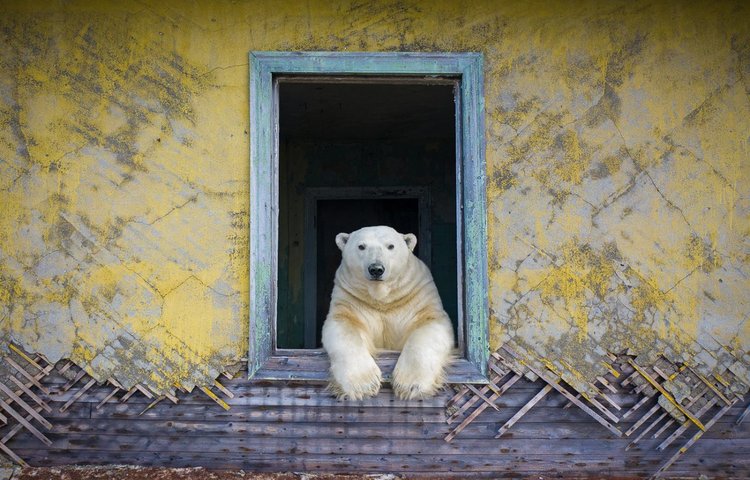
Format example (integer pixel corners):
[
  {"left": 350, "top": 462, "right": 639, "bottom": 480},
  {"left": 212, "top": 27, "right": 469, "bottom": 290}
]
[{"left": 249, "top": 51, "right": 488, "bottom": 384}]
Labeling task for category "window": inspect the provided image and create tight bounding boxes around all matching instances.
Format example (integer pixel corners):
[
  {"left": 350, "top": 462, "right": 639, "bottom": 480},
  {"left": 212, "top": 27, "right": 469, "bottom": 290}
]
[{"left": 249, "top": 52, "right": 488, "bottom": 383}]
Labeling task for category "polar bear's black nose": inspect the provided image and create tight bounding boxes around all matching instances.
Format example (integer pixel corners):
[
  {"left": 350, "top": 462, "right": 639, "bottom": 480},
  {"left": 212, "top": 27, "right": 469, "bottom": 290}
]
[{"left": 368, "top": 263, "right": 385, "bottom": 279}]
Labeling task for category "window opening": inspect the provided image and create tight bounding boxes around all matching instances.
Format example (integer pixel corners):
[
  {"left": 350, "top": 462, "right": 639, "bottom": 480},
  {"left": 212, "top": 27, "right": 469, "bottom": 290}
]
[
  {"left": 277, "top": 80, "right": 457, "bottom": 350},
  {"left": 249, "top": 52, "right": 487, "bottom": 383}
]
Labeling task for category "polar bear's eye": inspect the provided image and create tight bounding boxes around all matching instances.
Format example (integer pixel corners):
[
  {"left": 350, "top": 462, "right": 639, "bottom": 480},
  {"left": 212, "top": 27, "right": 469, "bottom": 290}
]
[
  {"left": 358, "top": 244, "right": 365, "bottom": 250},
  {"left": 387, "top": 244, "right": 394, "bottom": 250}
]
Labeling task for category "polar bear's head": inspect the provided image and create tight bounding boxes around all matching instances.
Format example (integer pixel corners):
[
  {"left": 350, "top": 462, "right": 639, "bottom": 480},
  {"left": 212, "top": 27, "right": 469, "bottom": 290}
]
[{"left": 335, "top": 226, "right": 417, "bottom": 284}]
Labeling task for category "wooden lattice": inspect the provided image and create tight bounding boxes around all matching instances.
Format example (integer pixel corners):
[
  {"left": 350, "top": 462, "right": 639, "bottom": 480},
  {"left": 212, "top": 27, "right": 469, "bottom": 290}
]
[
  {"left": 0, "top": 343, "right": 235, "bottom": 465},
  {"left": 0, "top": 344, "right": 54, "bottom": 466},
  {"left": 445, "top": 343, "right": 746, "bottom": 478},
  {"left": 2, "top": 341, "right": 746, "bottom": 475}
]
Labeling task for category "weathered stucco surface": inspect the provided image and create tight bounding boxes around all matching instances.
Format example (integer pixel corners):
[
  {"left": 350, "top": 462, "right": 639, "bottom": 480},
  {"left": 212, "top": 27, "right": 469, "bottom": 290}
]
[{"left": 0, "top": 1, "right": 748, "bottom": 396}]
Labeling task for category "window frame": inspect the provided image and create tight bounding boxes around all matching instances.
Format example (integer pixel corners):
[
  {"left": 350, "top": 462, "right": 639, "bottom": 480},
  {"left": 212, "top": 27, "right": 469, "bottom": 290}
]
[{"left": 249, "top": 51, "right": 488, "bottom": 383}]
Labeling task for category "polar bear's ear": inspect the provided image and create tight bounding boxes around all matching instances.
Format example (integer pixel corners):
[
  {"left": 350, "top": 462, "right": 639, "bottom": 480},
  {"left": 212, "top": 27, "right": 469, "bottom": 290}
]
[
  {"left": 335, "top": 233, "right": 350, "bottom": 251},
  {"left": 403, "top": 233, "right": 417, "bottom": 252}
]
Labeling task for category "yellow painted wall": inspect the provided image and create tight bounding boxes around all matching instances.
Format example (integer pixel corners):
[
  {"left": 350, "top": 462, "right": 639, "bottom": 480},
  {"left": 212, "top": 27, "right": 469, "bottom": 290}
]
[{"left": 0, "top": 0, "right": 748, "bottom": 395}]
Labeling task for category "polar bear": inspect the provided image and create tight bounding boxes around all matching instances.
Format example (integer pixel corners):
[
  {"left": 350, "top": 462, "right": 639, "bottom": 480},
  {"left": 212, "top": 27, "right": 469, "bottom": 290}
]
[{"left": 321, "top": 225, "right": 454, "bottom": 400}]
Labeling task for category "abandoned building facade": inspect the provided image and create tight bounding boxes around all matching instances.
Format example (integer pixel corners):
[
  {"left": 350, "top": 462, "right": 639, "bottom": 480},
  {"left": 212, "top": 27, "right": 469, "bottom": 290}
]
[{"left": 1, "top": 1, "right": 749, "bottom": 477}]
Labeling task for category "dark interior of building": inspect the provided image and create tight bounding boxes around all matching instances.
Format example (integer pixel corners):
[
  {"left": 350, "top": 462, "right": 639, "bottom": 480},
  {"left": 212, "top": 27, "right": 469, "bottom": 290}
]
[{"left": 277, "top": 79, "right": 458, "bottom": 349}]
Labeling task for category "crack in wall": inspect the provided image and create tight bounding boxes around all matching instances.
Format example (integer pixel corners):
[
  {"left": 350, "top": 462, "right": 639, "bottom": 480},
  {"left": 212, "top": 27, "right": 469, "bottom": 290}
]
[
  {"left": 131, "top": 194, "right": 199, "bottom": 227},
  {"left": 642, "top": 169, "right": 695, "bottom": 232}
]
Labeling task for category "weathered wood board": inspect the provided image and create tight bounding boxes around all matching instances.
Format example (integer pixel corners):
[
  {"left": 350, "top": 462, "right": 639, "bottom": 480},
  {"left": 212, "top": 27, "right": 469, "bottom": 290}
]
[{"left": 6, "top": 368, "right": 749, "bottom": 478}]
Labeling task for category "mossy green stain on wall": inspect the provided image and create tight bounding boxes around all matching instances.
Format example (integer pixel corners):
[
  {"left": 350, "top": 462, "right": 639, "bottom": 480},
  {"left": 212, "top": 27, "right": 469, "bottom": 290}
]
[{"left": 0, "top": 0, "right": 748, "bottom": 395}]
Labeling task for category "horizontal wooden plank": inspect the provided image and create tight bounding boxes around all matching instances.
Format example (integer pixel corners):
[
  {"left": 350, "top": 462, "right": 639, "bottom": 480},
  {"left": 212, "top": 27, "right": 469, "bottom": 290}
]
[
  {"left": 42, "top": 416, "right": 750, "bottom": 441},
  {"left": 46, "top": 384, "right": 651, "bottom": 409},
  {"left": 13, "top": 449, "right": 750, "bottom": 476},
  {"left": 9, "top": 427, "right": 750, "bottom": 457},
  {"left": 43, "top": 380, "right": 667, "bottom": 411},
  {"left": 34, "top": 396, "right": 750, "bottom": 431},
  {"left": 255, "top": 354, "right": 488, "bottom": 384},
  {"left": 93, "top": 403, "right": 452, "bottom": 423}
]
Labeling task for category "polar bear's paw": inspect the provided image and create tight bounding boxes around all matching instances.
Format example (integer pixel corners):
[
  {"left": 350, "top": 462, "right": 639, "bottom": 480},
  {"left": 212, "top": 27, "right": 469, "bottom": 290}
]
[
  {"left": 392, "top": 363, "right": 445, "bottom": 400},
  {"left": 392, "top": 376, "right": 444, "bottom": 400},
  {"left": 328, "top": 356, "right": 382, "bottom": 401}
]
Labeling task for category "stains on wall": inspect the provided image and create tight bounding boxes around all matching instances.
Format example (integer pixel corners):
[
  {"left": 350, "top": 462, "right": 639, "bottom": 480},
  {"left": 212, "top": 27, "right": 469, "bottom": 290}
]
[
  {"left": 485, "top": 0, "right": 749, "bottom": 396},
  {"left": 0, "top": 1, "right": 748, "bottom": 397},
  {"left": 0, "top": 6, "right": 248, "bottom": 393}
]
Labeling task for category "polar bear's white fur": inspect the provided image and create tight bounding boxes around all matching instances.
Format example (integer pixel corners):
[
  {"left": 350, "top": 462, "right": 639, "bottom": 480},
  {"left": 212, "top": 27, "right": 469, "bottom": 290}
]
[{"left": 321, "top": 226, "right": 454, "bottom": 400}]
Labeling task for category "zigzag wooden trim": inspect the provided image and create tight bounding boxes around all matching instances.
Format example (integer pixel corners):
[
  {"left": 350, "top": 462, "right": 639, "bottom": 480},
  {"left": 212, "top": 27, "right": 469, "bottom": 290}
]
[
  {"left": 446, "top": 343, "right": 747, "bottom": 477},
  {"left": 0, "top": 343, "right": 235, "bottom": 465}
]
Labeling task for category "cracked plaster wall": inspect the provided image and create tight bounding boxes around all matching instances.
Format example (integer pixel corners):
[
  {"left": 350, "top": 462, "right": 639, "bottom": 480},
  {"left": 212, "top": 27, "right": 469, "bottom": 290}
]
[{"left": 0, "top": 0, "right": 748, "bottom": 396}]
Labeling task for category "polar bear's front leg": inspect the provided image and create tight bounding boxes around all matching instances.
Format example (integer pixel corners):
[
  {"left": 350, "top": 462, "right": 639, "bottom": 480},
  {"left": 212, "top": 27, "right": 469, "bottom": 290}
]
[
  {"left": 393, "top": 317, "right": 454, "bottom": 400},
  {"left": 322, "top": 317, "right": 382, "bottom": 400}
]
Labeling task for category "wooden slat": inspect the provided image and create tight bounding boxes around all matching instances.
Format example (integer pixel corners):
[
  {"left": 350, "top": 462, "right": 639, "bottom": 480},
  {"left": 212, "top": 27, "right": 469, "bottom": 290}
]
[
  {"left": 57, "top": 361, "right": 73, "bottom": 374},
  {"left": 657, "top": 397, "right": 718, "bottom": 451},
  {"left": 15, "top": 431, "right": 744, "bottom": 457},
  {"left": 689, "top": 367, "right": 732, "bottom": 406},
  {"left": 496, "top": 384, "right": 552, "bottom": 438},
  {"left": 446, "top": 384, "right": 473, "bottom": 409},
  {"left": 213, "top": 379, "right": 234, "bottom": 399},
  {"left": 628, "top": 359, "right": 706, "bottom": 431},
  {"left": 444, "top": 373, "right": 521, "bottom": 442},
  {"left": 654, "top": 400, "right": 739, "bottom": 476},
  {"left": 61, "top": 369, "right": 87, "bottom": 392},
  {"left": 0, "top": 381, "right": 52, "bottom": 429},
  {"left": 163, "top": 391, "right": 179, "bottom": 404},
  {"left": 464, "top": 383, "right": 500, "bottom": 412},
  {"left": 135, "top": 384, "right": 154, "bottom": 399},
  {"left": 8, "top": 344, "right": 46, "bottom": 372},
  {"left": 597, "top": 376, "right": 618, "bottom": 394},
  {"left": 59, "top": 378, "right": 97, "bottom": 413},
  {"left": 652, "top": 413, "right": 676, "bottom": 439},
  {"left": 563, "top": 384, "right": 621, "bottom": 412},
  {"left": 120, "top": 386, "right": 140, "bottom": 403},
  {"left": 447, "top": 371, "right": 510, "bottom": 424},
  {"left": 0, "top": 398, "right": 51, "bottom": 446},
  {"left": 34, "top": 415, "right": 750, "bottom": 440},
  {"left": 585, "top": 393, "right": 620, "bottom": 423},
  {"left": 0, "top": 439, "right": 27, "bottom": 466},
  {"left": 625, "top": 403, "right": 661, "bottom": 437},
  {"left": 621, "top": 393, "right": 653, "bottom": 421},
  {"left": 627, "top": 411, "right": 668, "bottom": 450},
  {"left": 736, "top": 401, "right": 750, "bottom": 425},
  {"left": 620, "top": 370, "right": 641, "bottom": 388},
  {"left": 650, "top": 385, "right": 710, "bottom": 441},
  {"left": 521, "top": 363, "right": 623, "bottom": 437},
  {"left": 200, "top": 386, "right": 230, "bottom": 411},
  {"left": 8, "top": 374, "right": 51, "bottom": 413},
  {"left": 1, "top": 406, "right": 44, "bottom": 444},
  {"left": 3, "top": 356, "right": 49, "bottom": 395},
  {"left": 139, "top": 397, "right": 165, "bottom": 416},
  {"left": 95, "top": 387, "right": 120, "bottom": 410}
]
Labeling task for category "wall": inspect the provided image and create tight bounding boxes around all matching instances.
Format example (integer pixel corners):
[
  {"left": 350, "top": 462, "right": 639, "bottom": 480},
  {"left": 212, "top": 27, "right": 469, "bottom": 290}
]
[{"left": 0, "top": 0, "right": 748, "bottom": 404}]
